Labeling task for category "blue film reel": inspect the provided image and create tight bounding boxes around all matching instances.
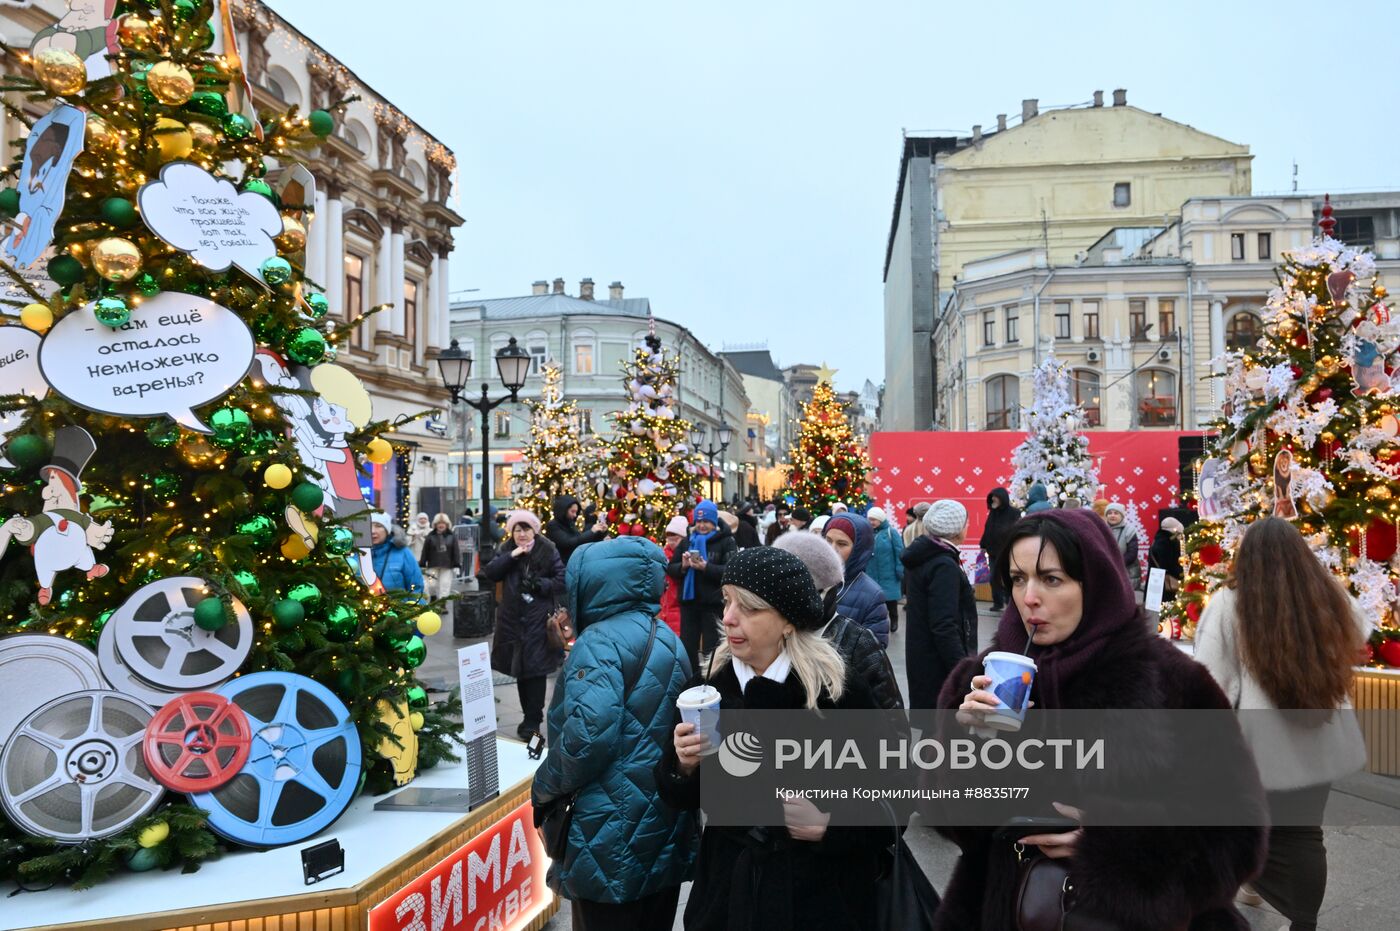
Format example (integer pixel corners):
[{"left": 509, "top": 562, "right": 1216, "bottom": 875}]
[{"left": 190, "top": 671, "right": 361, "bottom": 848}]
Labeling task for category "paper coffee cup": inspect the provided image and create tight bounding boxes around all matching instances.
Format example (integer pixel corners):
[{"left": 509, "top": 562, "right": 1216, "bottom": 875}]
[
  {"left": 677, "top": 684, "right": 722, "bottom": 755},
  {"left": 982, "top": 651, "right": 1037, "bottom": 732}
]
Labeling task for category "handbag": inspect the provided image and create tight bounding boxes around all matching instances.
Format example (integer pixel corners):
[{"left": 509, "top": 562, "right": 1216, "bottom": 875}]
[
  {"left": 538, "top": 618, "right": 659, "bottom": 861},
  {"left": 1014, "top": 849, "right": 1075, "bottom": 931},
  {"left": 875, "top": 835, "right": 940, "bottom": 929},
  {"left": 545, "top": 607, "right": 573, "bottom": 651}
]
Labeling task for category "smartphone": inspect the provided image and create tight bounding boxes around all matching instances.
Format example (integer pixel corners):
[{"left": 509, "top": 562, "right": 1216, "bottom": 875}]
[
  {"left": 525, "top": 732, "right": 545, "bottom": 760},
  {"left": 992, "top": 816, "right": 1079, "bottom": 844}
]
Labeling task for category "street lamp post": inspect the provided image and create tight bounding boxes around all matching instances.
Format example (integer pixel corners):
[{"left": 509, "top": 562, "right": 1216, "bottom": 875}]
[
  {"left": 436, "top": 337, "right": 532, "bottom": 527},
  {"left": 688, "top": 422, "right": 732, "bottom": 503}
]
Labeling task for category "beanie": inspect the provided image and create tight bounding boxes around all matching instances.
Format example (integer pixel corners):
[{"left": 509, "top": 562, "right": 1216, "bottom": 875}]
[
  {"left": 1161, "top": 517, "right": 1185, "bottom": 534},
  {"left": 824, "top": 514, "right": 857, "bottom": 542},
  {"left": 809, "top": 515, "right": 829, "bottom": 534},
  {"left": 774, "top": 529, "right": 845, "bottom": 592},
  {"left": 665, "top": 515, "right": 690, "bottom": 537},
  {"left": 913, "top": 502, "right": 931, "bottom": 517},
  {"left": 923, "top": 499, "right": 968, "bottom": 538},
  {"left": 505, "top": 510, "right": 541, "bottom": 534},
  {"left": 370, "top": 511, "right": 393, "bottom": 531},
  {"left": 791, "top": 507, "right": 813, "bottom": 524},
  {"left": 1105, "top": 502, "right": 1126, "bottom": 518},
  {"left": 694, "top": 500, "right": 719, "bottom": 525},
  {"left": 866, "top": 506, "right": 887, "bottom": 525},
  {"left": 721, "top": 547, "right": 824, "bottom": 630}
]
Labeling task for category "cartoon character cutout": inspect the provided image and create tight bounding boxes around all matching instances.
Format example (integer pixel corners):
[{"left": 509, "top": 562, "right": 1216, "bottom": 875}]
[
  {"left": 0, "top": 426, "right": 113, "bottom": 606},
  {"left": 1197, "top": 458, "right": 1226, "bottom": 522},
  {"left": 30, "top": 0, "right": 119, "bottom": 81},
  {"left": 5, "top": 106, "right": 86, "bottom": 269},
  {"left": 1272, "top": 449, "right": 1297, "bottom": 520},
  {"left": 1352, "top": 340, "right": 1391, "bottom": 396}
]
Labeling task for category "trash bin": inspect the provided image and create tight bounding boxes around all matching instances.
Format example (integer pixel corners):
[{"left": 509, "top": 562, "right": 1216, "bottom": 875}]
[{"left": 454, "top": 589, "right": 495, "bottom": 638}]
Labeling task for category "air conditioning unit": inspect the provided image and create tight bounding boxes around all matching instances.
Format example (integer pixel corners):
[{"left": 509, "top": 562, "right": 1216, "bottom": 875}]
[
  {"left": 1158, "top": 347, "right": 1173, "bottom": 362},
  {"left": 1085, "top": 349, "right": 1102, "bottom": 363}
]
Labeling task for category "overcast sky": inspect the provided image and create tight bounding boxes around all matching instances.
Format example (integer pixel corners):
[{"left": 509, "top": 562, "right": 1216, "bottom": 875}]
[{"left": 270, "top": 1, "right": 1400, "bottom": 394}]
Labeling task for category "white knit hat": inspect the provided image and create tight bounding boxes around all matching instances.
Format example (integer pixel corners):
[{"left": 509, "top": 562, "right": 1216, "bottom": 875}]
[
  {"left": 809, "top": 515, "right": 829, "bottom": 534},
  {"left": 866, "top": 506, "right": 887, "bottom": 525},
  {"left": 923, "top": 499, "right": 968, "bottom": 538},
  {"left": 665, "top": 515, "right": 689, "bottom": 537}
]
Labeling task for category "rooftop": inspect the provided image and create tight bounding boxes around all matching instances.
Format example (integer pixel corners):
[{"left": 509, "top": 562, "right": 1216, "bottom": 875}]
[{"left": 451, "top": 292, "right": 653, "bottom": 320}]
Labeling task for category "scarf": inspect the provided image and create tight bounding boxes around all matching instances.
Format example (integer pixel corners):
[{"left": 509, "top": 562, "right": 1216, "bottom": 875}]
[{"left": 682, "top": 526, "right": 717, "bottom": 601}]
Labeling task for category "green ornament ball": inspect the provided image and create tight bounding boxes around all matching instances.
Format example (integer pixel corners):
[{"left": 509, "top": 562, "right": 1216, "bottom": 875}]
[
  {"left": 186, "top": 91, "right": 227, "bottom": 118},
  {"left": 48, "top": 254, "right": 84, "bottom": 287},
  {"left": 192, "top": 23, "right": 215, "bottom": 50},
  {"left": 131, "top": 73, "right": 156, "bottom": 107},
  {"left": 271, "top": 598, "right": 304, "bottom": 630},
  {"left": 100, "top": 196, "right": 138, "bottom": 228},
  {"left": 406, "top": 685, "right": 428, "bottom": 710},
  {"left": 209, "top": 407, "right": 252, "bottom": 447},
  {"left": 146, "top": 420, "right": 179, "bottom": 448},
  {"left": 92, "top": 608, "right": 114, "bottom": 636},
  {"left": 126, "top": 846, "right": 160, "bottom": 872},
  {"left": 285, "top": 327, "right": 325, "bottom": 365},
  {"left": 335, "top": 667, "right": 361, "bottom": 694},
  {"left": 57, "top": 588, "right": 76, "bottom": 608},
  {"left": 400, "top": 636, "right": 427, "bottom": 669},
  {"left": 305, "top": 291, "right": 330, "bottom": 319},
  {"left": 235, "top": 514, "right": 276, "bottom": 546},
  {"left": 326, "top": 603, "right": 357, "bottom": 641},
  {"left": 146, "top": 471, "right": 179, "bottom": 498},
  {"left": 94, "top": 297, "right": 130, "bottom": 328},
  {"left": 223, "top": 112, "right": 253, "bottom": 140},
  {"left": 241, "top": 429, "right": 278, "bottom": 456},
  {"left": 193, "top": 597, "right": 227, "bottom": 631},
  {"left": 242, "top": 178, "right": 273, "bottom": 200},
  {"left": 252, "top": 314, "right": 288, "bottom": 345},
  {"left": 172, "top": 0, "right": 199, "bottom": 23},
  {"left": 0, "top": 187, "right": 18, "bottom": 218},
  {"left": 324, "top": 525, "right": 355, "bottom": 556},
  {"left": 290, "top": 481, "right": 323, "bottom": 512},
  {"left": 286, "top": 582, "right": 322, "bottom": 611},
  {"left": 6, "top": 434, "right": 48, "bottom": 470},
  {"left": 307, "top": 109, "right": 335, "bottom": 139},
  {"left": 260, "top": 256, "right": 292, "bottom": 286},
  {"left": 232, "top": 569, "right": 259, "bottom": 597},
  {"left": 135, "top": 272, "right": 160, "bottom": 296}
]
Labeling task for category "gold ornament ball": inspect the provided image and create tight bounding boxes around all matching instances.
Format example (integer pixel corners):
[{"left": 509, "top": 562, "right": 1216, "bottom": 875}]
[
  {"left": 20, "top": 303, "right": 52, "bottom": 333},
  {"left": 415, "top": 610, "right": 442, "bottom": 637},
  {"left": 275, "top": 215, "right": 307, "bottom": 253},
  {"left": 32, "top": 47, "right": 86, "bottom": 96},
  {"left": 189, "top": 120, "right": 219, "bottom": 151},
  {"left": 118, "top": 15, "right": 154, "bottom": 48},
  {"left": 147, "top": 61, "right": 195, "bottom": 105},
  {"left": 85, "top": 114, "right": 118, "bottom": 150},
  {"left": 152, "top": 117, "right": 193, "bottom": 161},
  {"left": 91, "top": 237, "right": 142, "bottom": 282},
  {"left": 1378, "top": 286, "right": 1389, "bottom": 299},
  {"left": 137, "top": 822, "right": 170, "bottom": 848},
  {"left": 1368, "top": 485, "right": 1393, "bottom": 502},
  {"left": 281, "top": 534, "right": 311, "bottom": 561},
  {"left": 263, "top": 463, "right": 293, "bottom": 489},
  {"left": 366, "top": 438, "right": 393, "bottom": 464},
  {"left": 410, "top": 712, "right": 425, "bottom": 731},
  {"left": 179, "top": 434, "right": 228, "bottom": 468}
]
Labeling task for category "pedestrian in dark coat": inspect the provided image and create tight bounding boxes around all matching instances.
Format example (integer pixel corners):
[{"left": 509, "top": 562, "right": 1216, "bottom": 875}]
[
  {"left": 419, "top": 513, "right": 461, "bottom": 601},
  {"left": 821, "top": 512, "right": 891, "bottom": 647},
  {"left": 935, "top": 508, "right": 1265, "bottom": 931},
  {"left": 483, "top": 510, "right": 567, "bottom": 737},
  {"left": 979, "top": 486, "right": 1020, "bottom": 610},
  {"left": 545, "top": 494, "right": 607, "bottom": 567},
  {"left": 665, "top": 500, "right": 736, "bottom": 667},
  {"left": 1148, "top": 516, "right": 1185, "bottom": 600},
  {"left": 902, "top": 500, "right": 976, "bottom": 709},
  {"left": 1023, "top": 481, "right": 1053, "bottom": 514},
  {"left": 733, "top": 504, "right": 761, "bottom": 549}
]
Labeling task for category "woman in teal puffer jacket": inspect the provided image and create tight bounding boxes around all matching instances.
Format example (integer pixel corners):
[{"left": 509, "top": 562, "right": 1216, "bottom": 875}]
[{"left": 531, "top": 536, "right": 697, "bottom": 930}]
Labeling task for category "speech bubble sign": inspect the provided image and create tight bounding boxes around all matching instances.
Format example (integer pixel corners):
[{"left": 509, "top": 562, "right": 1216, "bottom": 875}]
[
  {"left": 0, "top": 245, "right": 59, "bottom": 312},
  {"left": 0, "top": 327, "right": 48, "bottom": 467},
  {"left": 138, "top": 161, "right": 281, "bottom": 283},
  {"left": 39, "top": 292, "right": 255, "bottom": 434}
]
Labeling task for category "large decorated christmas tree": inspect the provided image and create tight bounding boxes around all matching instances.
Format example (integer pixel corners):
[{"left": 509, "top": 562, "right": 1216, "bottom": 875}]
[
  {"left": 0, "top": 1, "right": 457, "bottom": 887},
  {"left": 1166, "top": 204, "right": 1398, "bottom": 659},
  {"left": 787, "top": 379, "right": 871, "bottom": 512},
  {"left": 513, "top": 362, "right": 599, "bottom": 520},
  {"left": 1008, "top": 354, "right": 1099, "bottom": 508},
  {"left": 601, "top": 325, "right": 702, "bottom": 539}
]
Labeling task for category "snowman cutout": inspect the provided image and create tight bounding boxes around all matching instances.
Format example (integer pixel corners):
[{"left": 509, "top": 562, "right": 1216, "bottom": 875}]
[{"left": 0, "top": 426, "right": 113, "bottom": 605}]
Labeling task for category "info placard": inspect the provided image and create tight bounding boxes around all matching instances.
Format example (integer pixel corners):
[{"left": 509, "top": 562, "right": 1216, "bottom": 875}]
[{"left": 138, "top": 161, "right": 281, "bottom": 281}]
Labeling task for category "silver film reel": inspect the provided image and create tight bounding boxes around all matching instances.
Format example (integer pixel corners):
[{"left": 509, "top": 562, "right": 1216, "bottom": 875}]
[{"left": 0, "top": 635, "right": 105, "bottom": 751}]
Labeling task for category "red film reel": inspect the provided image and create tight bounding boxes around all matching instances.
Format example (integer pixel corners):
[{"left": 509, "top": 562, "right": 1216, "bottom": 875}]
[{"left": 142, "top": 692, "right": 252, "bottom": 793}]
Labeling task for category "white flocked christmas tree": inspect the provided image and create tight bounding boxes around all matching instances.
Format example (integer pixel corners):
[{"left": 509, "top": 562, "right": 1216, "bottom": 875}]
[{"left": 1009, "top": 354, "right": 1099, "bottom": 508}]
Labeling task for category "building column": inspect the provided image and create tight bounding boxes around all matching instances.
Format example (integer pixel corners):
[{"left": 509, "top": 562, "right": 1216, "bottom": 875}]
[
  {"left": 1209, "top": 300, "right": 1226, "bottom": 405},
  {"left": 437, "top": 252, "right": 451, "bottom": 351},
  {"left": 371, "top": 224, "right": 392, "bottom": 344},
  {"left": 422, "top": 260, "right": 437, "bottom": 359},
  {"left": 306, "top": 187, "right": 328, "bottom": 287},
  {"left": 323, "top": 194, "right": 344, "bottom": 320},
  {"left": 390, "top": 227, "right": 406, "bottom": 335}
]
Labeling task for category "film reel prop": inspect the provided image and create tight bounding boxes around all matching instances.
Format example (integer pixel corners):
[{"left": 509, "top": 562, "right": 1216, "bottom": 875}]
[
  {"left": 0, "top": 691, "right": 164, "bottom": 842},
  {"left": 142, "top": 692, "right": 252, "bottom": 793},
  {"left": 98, "top": 576, "right": 254, "bottom": 705},
  {"left": 190, "top": 672, "right": 361, "bottom": 848},
  {"left": 0, "top": 634, "right": 105, "bottom": 751}
]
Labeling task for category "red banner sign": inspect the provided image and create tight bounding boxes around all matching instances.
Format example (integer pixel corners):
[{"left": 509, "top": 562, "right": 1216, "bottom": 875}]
[{"left": 370, "top": 801, "right": 551, "bottom": 931}]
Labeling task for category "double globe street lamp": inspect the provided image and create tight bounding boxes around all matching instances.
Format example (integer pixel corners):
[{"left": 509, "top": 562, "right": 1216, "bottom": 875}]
[{"left": 689, "top": 421, "right": 732, "bottom": 503}]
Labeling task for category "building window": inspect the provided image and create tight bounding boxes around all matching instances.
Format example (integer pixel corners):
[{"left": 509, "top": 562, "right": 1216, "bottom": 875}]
[
  {"left": 526, "top": 332, "right": 549, "bottom": 375},
  {"left": 1054, "top": 301, "right": 1071, "bottom": 340},
  {"left": 1129, "top": 299, "right": 1148, "bottom": 339},
  {"left": 982, "top": 311, "right": 995, "bottom": 347},
  {"left": 1226, "top": 311, "right": 1262, "bottom": 351},
  {"left": 1082, "top": 300, "right": 1100, "bottom": 339},
  {"left": 1113, "top": 182, "right": 1131, "bottom": 207},
  {"left": 578, "top": 409, "right": 592, "bottom": 434},
  {"left": 345, "top": 253, "right": 365, "bottom": 344},
  {"left": 1157, "top": 299, "right": 1175, "bottom": 337},
  {"left": 1257, "top": 233, "right": 1271, "bottom": 261},
  {"left": 1334, "top": 215, "right": 1375, "bottom": 246},
  {"left": 1231, "top": 232, "right": 1245, "bottom": 261},
  {"left": 1005, "top": 305, "right": 1019, "bottom": 344},
  {"left": 493, "top": 464, "right": 513, "bottom": 490},
  {"left": 985, "top": 374, "right": 1020, "bottom": 430},
  {"left": 1073, "top": 369, "right": 1101, "bottom": 427},
  {"left": 403, "top": 279, "right": 418, "bottom": 345},
  {"left": 1136, "top": 369, "right": 1177, "bottom": 427},
  {"left": 572, "top": 330, "right": 595, "bottom": 375},
  {"left": 494, "top": 411, "right": 511, "bottom": 438}
]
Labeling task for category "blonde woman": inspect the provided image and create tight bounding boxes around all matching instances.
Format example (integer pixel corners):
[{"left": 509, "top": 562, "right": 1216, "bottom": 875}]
[{"left": 418, "top": 512, "right": 460, "bottom": 601}]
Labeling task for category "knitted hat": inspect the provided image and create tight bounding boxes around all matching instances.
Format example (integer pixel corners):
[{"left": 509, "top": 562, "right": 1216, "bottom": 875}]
[
  {"left": 866, "top": 506, "right": 887, "bottom": 525},
  {"left": 831, "top": 502, "right": 848, "bottom": 514},
  {"left": 665, "top": 515, "right": 690, "bottom": 537},
  {"left": 774, "top": 529, "right": 845, "bottom": 592},
  {"left": 791, "top": 507, "right": 813, "bottom": 524},
  {"left": 506, "top": 510, "right": 542, "bottom": 534},
  {"left": 370, "top": 511, "right": 393, "bottom": 531},
  {"left": 1105, "top": 502, "right": 1127, "bottom": 517},
  {"left": 694, "top": 499, "right": 719, "bottom": 525},
  {"left": 913, "top": 502, "right": 931, "bottom": 517},
  {"left": 809, "top": 515, "right": 829, "bottom": 534},
  {"left": 824, "top": 514, "right": 857, "bottom": 542},
  {"left": 923, "top": 499, "right": 968, "bottom": 538},
  {"left": 1161, "top": 517, "right": 1185, "bottom": 534},
  {"left": 721, "top": 547, "right": 824, "bottom": 630}
]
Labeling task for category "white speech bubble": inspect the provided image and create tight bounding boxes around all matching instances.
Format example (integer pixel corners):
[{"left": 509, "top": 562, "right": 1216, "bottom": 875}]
[
  {"left": 138, "top": 161, "right": 282, "bottom": 283},
  {"left": 0, "top": 327, "right": 48, "bottom": 467},
  {"left": 39, "top": 292, "right": 255, "bottom": 434}
]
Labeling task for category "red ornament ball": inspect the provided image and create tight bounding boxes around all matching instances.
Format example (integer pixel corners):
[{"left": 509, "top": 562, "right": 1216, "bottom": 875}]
[
  {"left": 1378, "top": 639, "right": 1400, "bottom": 668},
  {"left": 629, "top": 524, "right": 647, "bottom": 536},
  {"left": 1197, "top": 544, "right": 1224, "bottom": 566}
]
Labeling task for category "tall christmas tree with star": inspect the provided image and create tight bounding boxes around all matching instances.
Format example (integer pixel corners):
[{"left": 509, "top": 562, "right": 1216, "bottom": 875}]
[
  {"left": 787, "top": 376, "right": 871, "bottom": 511},
  {"left": 1008, "top": 354, "right": 1099, "bottom": 508},
  {"left": 514, "top": 361, "right": 600, "bottom": 520},
  {"left": 0, "top": 0, "right": 458, "bottom": 888},
  {"left": 1165, "top": 201, "right": 1399, "bottom": 658}
]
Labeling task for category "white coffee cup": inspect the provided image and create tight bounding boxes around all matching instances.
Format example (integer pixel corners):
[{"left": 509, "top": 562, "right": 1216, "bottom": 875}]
[
  {"left": 677, "top": 684, "right": 722, "bottom": 755},
  {"left": 981, "top": 651, "right": 1037, "bottom": 732}
]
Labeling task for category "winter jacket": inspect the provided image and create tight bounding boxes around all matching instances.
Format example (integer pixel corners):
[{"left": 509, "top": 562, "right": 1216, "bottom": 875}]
[
  {"left": 531, "top": 537, "right": 697, "bottom": 903},
  {"left": 866, "top": 521, "right": 905, "bottom": 601},
  {"left": 418, "top": 528, "right": 460, "bottom": 571},
  {"left": 763, "top": 520, "right": 789, "bottom": 546},
  {"left": 1148, "top": 528, "right": 1183, "bottom": 599},
  {"left": 1023, "top": 482, "right": 1053, "bottom": 514},
  {"left": 665, "top": 521, "right": 737, "bottom": 608},
  {"left": 545, "top": 495, "right": 606, "bottom": 567},
  {"left": 978, "top": 487, "right": 1020, "bottom": 569},
  {"left": 1108, "top": 521, "right": 1139, "bottom": 576},
  {"left": 733, "top": 513, "right": 761, "bottom": 549},
  {"left": 659, "top": 543, "right": 683, "bottom": 636},
  {"left": 371, "top": 527, "right": 424, "bottom": 595},
  {"left": 901, "top": 535, "right": 975, "bottom": 709},
  {"left": 828, "top": 515, "right": 891, "bottom": 647},
  {"left": 483, "top": 536, "right": 567, "bottom": 679},
  {"left": 656, "top": 661, "right": 890, "bottom": 931},
  {"left": 406, "top": 522, "right": 430, "bottom": 561},
  {"left": 823, "top": 601, "right": 904, "bottom": 710}
]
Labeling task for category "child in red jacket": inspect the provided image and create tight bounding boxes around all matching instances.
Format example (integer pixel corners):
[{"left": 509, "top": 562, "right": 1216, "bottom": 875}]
[{"left": 659, "top": 515, "right": 688, "bottom": 636}]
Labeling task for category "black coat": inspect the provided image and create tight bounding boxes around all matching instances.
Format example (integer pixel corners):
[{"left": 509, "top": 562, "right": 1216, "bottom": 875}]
[
  {"left": 823, "top": 608, "right": 904, "bottom": 710},
  {"left": 656, "top": 661, "right": 890, "bottom": 931},
  {"left": 733, "top": 516, "right": 761, "bottom": 549},
  {"left": 902, "top": 535, "right": 976, "bottom": 709},
  {"left": 665, "top": 522, "right": 737, "bottom": 609},
  {"left": 978, "top": 487, "right": 1020, "bottom": 569},
  {"left": 419, "top": 528, "right": 460, "bottom": 570},
  {"left": 1149, "top": 530, "right": 1183, "bottom": 580},
  {"left": 545, "top": 495, "right": 605, "bottom": 567},
  {"left": 483, "top": 536, "right": 566, "bottom": 679}
]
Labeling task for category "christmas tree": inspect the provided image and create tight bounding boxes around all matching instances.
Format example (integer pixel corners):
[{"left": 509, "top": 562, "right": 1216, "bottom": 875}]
[
  {"left": 1166, "top": 207, "right": 1398, "bottom": 658},
  {"left": 0, "top": 1, "right": 457, "bottom": 887},
  {"left": 787, "top": 380, "right": 871, "bottom": 512},
  {"left": 1008, "top": 355, "right": 1099, "bottom": 508},
  {"left": 514, "top": 362, "right": 599, "bottom": 520},
  {"left": 601, "top": 326, "right": 701, "bottom": 539}
]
